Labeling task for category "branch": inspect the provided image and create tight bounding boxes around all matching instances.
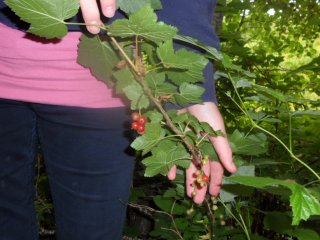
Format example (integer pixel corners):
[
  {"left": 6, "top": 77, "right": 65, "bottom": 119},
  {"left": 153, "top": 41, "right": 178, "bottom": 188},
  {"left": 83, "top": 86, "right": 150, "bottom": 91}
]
[{"left": 110, "top": 34, "right": 202, "bottom": 165}]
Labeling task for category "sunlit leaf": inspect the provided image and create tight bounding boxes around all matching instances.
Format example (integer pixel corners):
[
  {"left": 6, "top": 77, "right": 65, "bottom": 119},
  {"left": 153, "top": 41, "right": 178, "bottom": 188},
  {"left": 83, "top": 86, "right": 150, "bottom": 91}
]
[{"left": 5, "top": 0, "right": 79, "bottom": 38}]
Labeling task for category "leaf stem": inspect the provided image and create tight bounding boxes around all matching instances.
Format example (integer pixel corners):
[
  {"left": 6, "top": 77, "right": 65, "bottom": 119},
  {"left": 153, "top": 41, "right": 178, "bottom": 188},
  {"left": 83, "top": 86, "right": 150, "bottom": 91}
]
[
  {"left": 109, "top": 36, "right": 139, "bottom": 74},
  {"left": 227, "top": 73, "right": 320, "bottom": 181},
  {"left": 289, "top": 112, "right": 293, "bottom": 152},
  {"left": 218, "top": 198, "right": 251, "bottom": 240},
  {"left": 109, "top": 35, "right": 201, "bottom": 164},
  {"left": 205, "top": 198, "right": 215, "bottom": 240}
]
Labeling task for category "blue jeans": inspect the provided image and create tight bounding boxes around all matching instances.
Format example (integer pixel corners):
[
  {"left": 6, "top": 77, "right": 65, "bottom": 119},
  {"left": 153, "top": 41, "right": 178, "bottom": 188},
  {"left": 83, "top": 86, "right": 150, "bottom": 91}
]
[{"left": 0, "top": 99, "right": 135, "bottom": 240}]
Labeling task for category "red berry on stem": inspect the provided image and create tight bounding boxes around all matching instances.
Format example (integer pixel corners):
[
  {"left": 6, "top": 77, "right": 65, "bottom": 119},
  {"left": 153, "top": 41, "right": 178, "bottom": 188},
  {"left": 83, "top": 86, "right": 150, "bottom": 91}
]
[
  {"left": 131, "top": 122, "right": 139, "bottom": 130},
  {"left": 202, "top": 175, "right": 209, "bottom": 183},
  {"left": 137, "top": 125, "right": 145, "bottom": 135},
  {"left": 138, "top": 116, "right": 147, "bottom": 125},
  {"left": 131, "top": 112, "right": 140, "bottom": 121}
]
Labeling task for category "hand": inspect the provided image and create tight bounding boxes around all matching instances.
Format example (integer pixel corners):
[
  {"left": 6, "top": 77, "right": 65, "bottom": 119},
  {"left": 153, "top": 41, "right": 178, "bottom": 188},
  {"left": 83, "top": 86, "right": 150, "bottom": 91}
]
[
  {"left": 80, "top": 0, "right": 117, "bottom": 34},
  {"left": 167, "top": 102, "right": 237, "bottom": 204}
]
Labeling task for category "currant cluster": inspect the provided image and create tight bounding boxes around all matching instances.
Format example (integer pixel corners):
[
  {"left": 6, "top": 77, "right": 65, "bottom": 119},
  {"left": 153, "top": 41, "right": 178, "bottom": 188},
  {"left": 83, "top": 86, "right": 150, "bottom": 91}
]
[
  {"left": 191, "top": 156, "right": 210, "bottom": 197},
  {"left": 131, "top": 112, "right": 147, "bottom": 135},
  {"left": 191, "top": 170, "right": 209, "bottom": 197}
]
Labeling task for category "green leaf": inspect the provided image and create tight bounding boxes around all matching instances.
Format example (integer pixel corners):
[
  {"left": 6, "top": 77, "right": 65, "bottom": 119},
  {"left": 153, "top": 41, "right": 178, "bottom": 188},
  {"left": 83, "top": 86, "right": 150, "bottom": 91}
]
[
  {"left": 290, "top": 184, "right": 320, "bottom": 225},
  {"left": 234, "top": 79, "right": 254, "bottom": 88},
  {"left": 146, "top": 72, "right": 166, "bottom": 88},
  {"left": 174, "top": 83, "right": 204, "bottom": 106},
  {"left": 5, "top": 0, "right": 79, "bottom": 38},
  {"left": 227, "top": 176, "right": 320, "bottom": 225},
  {"left": 254, "top": 85, "right": 287, "bottom": 102},
  {"left": 198, "top": 140, "right": 218, "bottom": 160},
  {"left": 108, "top": 4, "right": 177, "bottom": 44},
  {"left": 156, "top": 83, "right": 177, "bottom": 97},
  {"left": 263, "top": 212, "right": 292, "bottom": 233},
  {"left": 123, "top": 82, "right": 150, "bottom": 110},
  {"left": 130, "top": 123, "right": 166, "bottom": 153},
  {"left": 221, "top": 53, "right": 243, "bottom": 71},
  {"left": 228, "top": 130, "right": 268, "bottom": 156},
  {"left": 175, "top": 218, "right": 189, "bottom": 231},
  {"left": 157, "top": 41, "right": 208, "bottom": 84},
  {"left": 78, "top": 35, "right": 120, "bottom": 85},
  {"left": 146, "top": 110, "right": 163, "bottom": 123},
  {"left": 142, "top": 143, "right": 190, "bottom": 177},
  {"left": 113, "top": 69, "right": 136, "bottom": 94},
  {"left": 145, "top": 72, "right": 177, "bottom": 99},
  {"left": 286, "top": 228, "right": 320, "bottom": 240},
  {"left": 153, "top": 195, "right": 187, "bottom": 215},
  {"left": 174, "top": 34, "right": 223, "bottom": 60},
  {"left": 292, "top": 110, "right": 320, "bottom": 117},
  {"left": 227, "top": 176, "right": 287, "bottom": 189},
  {"left": 163, "top": 188, "right": 177, "bottom": 198},
  {"left": 117, "top": 0, "right": 162, "bottom": 15},
  {"left": 220, "top": 165, "right": 255, "bottom": 202},
  {"left": 200, "top": 122, "right": 221, "bottom": 137}
]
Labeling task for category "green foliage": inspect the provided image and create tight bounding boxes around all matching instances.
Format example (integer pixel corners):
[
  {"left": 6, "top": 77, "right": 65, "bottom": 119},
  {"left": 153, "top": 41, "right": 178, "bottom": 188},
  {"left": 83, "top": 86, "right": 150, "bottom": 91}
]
[
  {"left": 4, "top": 0, "right": 79, "bottom": 38},
  {"left": 117, "top": 0, "right": 162, "bottom": 15},
  {"left": 227, "top": 176, "right": 320, "bottom": 225},
  {"left": 157, "top": 40, "right": 208, "bottom": 84},
  {"left": 6, "top": 0, "right": 320, "bottom": 239},
  {"left": 108, "top": 5, "right": 177, "bottom": 44},
  {"left": 78, "top": 35, "right": 121, "bottom": 85},
  {"left": 142, "top": 140, "right": 190, "bottom": 177}
]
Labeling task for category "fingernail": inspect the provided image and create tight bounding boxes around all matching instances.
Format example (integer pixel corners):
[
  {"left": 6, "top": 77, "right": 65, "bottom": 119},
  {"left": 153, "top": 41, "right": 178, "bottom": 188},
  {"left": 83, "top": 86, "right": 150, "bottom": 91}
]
[
  {"left": 88, "top": 22, "right": 100, "bottom": 34},
  {"left": 105, "top": 6, "right": 115, "bottom": 18}
]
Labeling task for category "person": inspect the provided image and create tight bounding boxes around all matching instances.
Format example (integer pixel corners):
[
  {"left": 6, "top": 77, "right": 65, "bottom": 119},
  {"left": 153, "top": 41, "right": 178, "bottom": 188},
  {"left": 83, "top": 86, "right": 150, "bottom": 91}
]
[{"left": 0, "top": 0, "right": 237, "bottom": 239}]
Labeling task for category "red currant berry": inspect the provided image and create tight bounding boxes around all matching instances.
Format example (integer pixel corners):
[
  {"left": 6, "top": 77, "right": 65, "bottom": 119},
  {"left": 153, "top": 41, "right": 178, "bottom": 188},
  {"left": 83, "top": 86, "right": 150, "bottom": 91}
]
[
  {"left": 202, "top": 175, "right": 209, "bottom": 183},
  {"left": 131, "top": 112, "right": 140, "bottom": 121},
  {"left": 138, "top": 116, "right": 147, "bottom": 125},
  {"left": 137, "top": 125, "right": 145, "bottom": 135},
  {"left": 131, "top": 122, "right": 139, "bottom": 130}
]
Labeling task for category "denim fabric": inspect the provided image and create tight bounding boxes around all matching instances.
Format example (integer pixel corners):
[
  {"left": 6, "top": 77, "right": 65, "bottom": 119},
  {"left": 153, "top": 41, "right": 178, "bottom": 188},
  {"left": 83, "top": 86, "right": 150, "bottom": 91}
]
[{"left": 0, "top": 99, "right": 135, "bottom": 240}]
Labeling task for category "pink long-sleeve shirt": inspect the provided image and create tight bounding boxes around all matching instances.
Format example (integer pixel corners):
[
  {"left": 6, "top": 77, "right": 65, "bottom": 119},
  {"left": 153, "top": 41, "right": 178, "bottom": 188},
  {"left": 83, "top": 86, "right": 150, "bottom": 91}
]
[{"left": 0, "top": 23, "right": 125, "bottom": 108}]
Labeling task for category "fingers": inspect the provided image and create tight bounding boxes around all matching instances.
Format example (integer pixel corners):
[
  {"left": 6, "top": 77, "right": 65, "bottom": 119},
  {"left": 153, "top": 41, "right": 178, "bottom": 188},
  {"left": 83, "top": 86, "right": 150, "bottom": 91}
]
[
  {"left": 210, "top": 135, "right": 237, "bottom": 173},
  {"left": 187, "top": 102, "right": 237, "bottom": 173},
  {"left": 186, "top": 161, "right": 210, "bottom": 205},
  {"left": 80, "top": 0, "right": 101, "bottom": 34},
  {"left": 100, "top": 0, "right": 117, "bottom": 18},
  {"left": 167, "top": 165, "right": 177, "bottom": 180},
  {"left": 80, "top": 0, "right": 117, "bottom": 34},
  {"left": 208, "top": 161, "right": 224, "bottom": 196}
]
